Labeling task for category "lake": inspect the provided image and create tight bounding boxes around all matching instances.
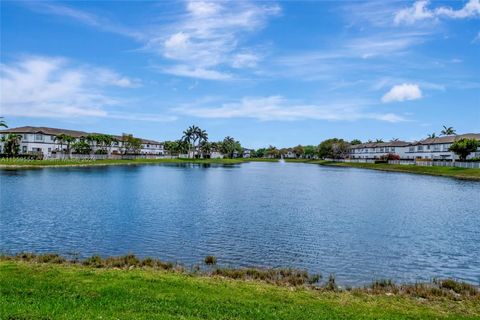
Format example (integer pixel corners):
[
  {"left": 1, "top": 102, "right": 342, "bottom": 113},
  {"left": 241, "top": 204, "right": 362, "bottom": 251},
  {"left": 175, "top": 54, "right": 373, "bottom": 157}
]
[{"left": 1, "top": 162, "right": 479, "bottom": 285}]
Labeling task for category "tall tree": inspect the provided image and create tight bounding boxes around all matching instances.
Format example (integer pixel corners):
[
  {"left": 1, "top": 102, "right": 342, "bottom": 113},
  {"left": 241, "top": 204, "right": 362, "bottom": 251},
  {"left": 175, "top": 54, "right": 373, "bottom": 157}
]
[
  {"left": 428, "top": 133, "right": 437, "bottom": 139},
  {"left": 303, "top": 145, "right": 316, "bottom": 159},
  {"left": 441, "top": 126, "right": 456, "bottom": 136},
  {"left": 350, "top": 139, "right": 362, "bottom": 145},
  {"left": 1, "top": 133, "right": 21, "bottom": 156},
  {"left": 199, "top": 141, "right": 212, "bottom": 157},
  {"left": 182, "top": 125, "right": 199, "bottom": 158},
  {"left": 449, "top": 138, "right": 478, "bottom": 161},
  {"left": 63, "top": 135, "right": 76, "bottom": 158},
  {"left": 221, "top": 136, "right": 241, "bottom": 158},
  {"left": 293, "top": 145, "right": 304, "bottom": 158},
  {"left": 121, "top": 134, "right": 142, "bottom": 154},
  {"left": 197, "top": 129, "right": 208, "bottom": 158},
  {"left": 317, "top": 138, "right": 350, "bottom": 159},
  {"left": 54, "top": 134, "right": 66, "bottom": 153}
]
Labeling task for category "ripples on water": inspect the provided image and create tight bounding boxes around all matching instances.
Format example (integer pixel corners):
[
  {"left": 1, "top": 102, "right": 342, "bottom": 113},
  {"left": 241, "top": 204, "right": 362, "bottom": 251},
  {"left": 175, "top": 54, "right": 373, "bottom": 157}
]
[{"left": 1, "top": 162, "right": 479, "bottom": 285}]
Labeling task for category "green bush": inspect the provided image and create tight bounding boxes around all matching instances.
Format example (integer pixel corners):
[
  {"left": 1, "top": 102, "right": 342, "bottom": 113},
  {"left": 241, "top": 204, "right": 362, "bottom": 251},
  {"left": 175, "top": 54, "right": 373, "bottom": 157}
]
[{"left": 204, "top": 255, "right": 217, "bottom": 265}]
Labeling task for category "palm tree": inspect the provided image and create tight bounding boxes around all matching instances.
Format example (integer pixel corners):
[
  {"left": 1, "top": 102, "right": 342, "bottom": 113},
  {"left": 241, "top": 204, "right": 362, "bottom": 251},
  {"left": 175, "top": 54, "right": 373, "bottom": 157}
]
[
  {"left": 222, "top": 136, "right": 237, "bottom": 158},
  {"left": 182, "top": 127, "right": 194, "bottom": 158},
  {"left": 54, "top": 134, "right": 66, "bottom": 153},
  {"left": 199, "top": 141, "right": 211, "bottom": 158},
  {"left": 441, "top": 126, "right": 456, "bottom": 136},
  {"left": 197, "top": 129, "right": 208, "bottom": 158},
  {"left": 428, "top": 133, "right": 436, "bottom": 139},
  {"left": 182, "top": 125, "right": 202, "bottom": 158},
  {"left": 1, "top": 133, "right": 21, "bottom": 155},
  {"left": 0, "top": 117, "right": 7, "bottom": 128},
  {"left": 63, "top": 135, "right": 76, "bottom": 158},
  {"left": 375, "top": 139, "right": 384, "bottom": 143}
]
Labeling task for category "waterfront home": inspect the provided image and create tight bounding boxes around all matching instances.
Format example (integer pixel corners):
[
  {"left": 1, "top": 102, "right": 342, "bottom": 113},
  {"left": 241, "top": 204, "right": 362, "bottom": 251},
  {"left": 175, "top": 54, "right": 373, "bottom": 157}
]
[
  {"left": 349, "top": 141, "right": 410, "bottom": 160},
  {"left": 406, "top": 133, "right": 480, "bottom": 160},
  {"left": 348, "top": 134, "right": 480, "bottom": 160},
  {"left": 242, "top": 148, "right": 253, "bottom": 158},
  {"left": 0, "top": 126, "right": 165, "bottom": 158}
]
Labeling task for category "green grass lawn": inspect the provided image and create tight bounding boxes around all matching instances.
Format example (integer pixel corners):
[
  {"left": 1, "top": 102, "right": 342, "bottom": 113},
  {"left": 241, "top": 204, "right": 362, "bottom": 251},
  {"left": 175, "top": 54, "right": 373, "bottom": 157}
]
[
  {"left": 0, "top": 157, "right": 259, "bottom": 167},
  {"left": 1, "top": 260, "right": 479, "bottom": 320},
  {"left": 310, "top": 160, "right": 480, "bottom": 180}
]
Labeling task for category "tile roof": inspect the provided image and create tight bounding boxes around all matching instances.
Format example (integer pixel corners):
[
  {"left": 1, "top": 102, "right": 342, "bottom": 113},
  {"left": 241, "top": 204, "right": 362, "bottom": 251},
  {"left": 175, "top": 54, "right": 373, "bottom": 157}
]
[{"left": 0, "top": 126, "right": 163, "bottom": 145}]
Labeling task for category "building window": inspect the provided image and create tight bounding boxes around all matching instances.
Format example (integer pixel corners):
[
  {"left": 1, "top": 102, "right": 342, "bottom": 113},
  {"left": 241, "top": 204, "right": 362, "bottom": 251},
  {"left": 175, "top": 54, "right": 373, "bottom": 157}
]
[
  {"left": 50, "top": 136, "right": 55, "bottom": 141},
  {"left": 22, "top": 146, "right": 27, "bottom": 153},
  {"left": 24, "top": 134, "right": 28, "bottom": 139},
  {"left": 35, "top": 134, "right": 43, "bottom": 141},
  {"left": 48, "top": 148, "right": 51, "bottom": 152},
  {"left": 391, "top": 147, "right": 395, "bottom": 152},
  {"left": 433, "top": 145, "right": 440, "bottom": 151},
  {"left": 409, "top": 146, "right": 414, "bottom": 152},
  {"left": 417, "top": 146, "right": 424, "bottom": 151}
]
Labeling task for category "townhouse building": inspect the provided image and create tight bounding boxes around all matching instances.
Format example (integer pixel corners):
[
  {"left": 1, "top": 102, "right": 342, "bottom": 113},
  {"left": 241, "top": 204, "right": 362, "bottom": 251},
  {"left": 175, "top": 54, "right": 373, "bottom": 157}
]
[
  {"left": 405, "top": 133, "right": 480, "bottom": 160},
  {"left": 349, "top": 141, "right": 410, "bottom": 159},
  {"left": 0, "top": 126, "right": 165, "bottom": 158}
]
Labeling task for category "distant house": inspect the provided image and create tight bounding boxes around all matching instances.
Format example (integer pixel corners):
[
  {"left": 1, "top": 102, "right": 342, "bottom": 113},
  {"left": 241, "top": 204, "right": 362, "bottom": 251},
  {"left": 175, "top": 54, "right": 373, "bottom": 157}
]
[
  {"left": 0, "top": 126, "right": 165, "bottom": 157},
  {"left": 406, "top": 134, "right": 480, "bottom": 160},
  {"left": 283, "top": 148, "right": 296, "bottom": 159},
  {"left": 242, "top": 148, "right": 253, "bottom": 158},
  {"left": 349, "top": 141, "right": 410, "bottom": 160}
]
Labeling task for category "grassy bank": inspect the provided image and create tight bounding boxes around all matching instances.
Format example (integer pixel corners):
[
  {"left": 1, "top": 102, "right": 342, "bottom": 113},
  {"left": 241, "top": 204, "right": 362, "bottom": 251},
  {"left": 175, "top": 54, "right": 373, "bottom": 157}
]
[
  {"left": 0, "top": 157, "right": 267, "bottom": 168},
  {"left": 309, "top": 160, "right": 480, "bottom": 180},
  {"left": 1, "top": 255, "right": 479, "bottom": 319}
]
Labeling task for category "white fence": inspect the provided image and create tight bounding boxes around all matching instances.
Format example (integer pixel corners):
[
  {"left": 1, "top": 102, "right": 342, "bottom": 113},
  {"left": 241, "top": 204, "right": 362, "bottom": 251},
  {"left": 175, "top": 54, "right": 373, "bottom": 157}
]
[
  {"left": 327, "top": 158, "right": 480, "bottom": 168},
  {"left": 415, "top": 161, "right": 480, "bottom": 169},
  {"left": 388, "top": 160, "right": 415, "bottom": 165},
  {"left": 328, "top": 158, "right": 375, "bottom": 163}
]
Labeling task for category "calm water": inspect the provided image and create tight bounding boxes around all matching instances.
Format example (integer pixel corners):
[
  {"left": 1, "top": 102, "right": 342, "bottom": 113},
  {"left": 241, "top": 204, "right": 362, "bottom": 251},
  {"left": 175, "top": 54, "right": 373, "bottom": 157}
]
[{"left": 1, "top": 162, "right": 479, "bottom": 285}]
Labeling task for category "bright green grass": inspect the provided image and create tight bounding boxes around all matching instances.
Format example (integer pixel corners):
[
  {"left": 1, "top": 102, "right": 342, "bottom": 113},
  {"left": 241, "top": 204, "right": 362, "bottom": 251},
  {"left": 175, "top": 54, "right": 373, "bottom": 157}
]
[
  {"left": 1, "top": 261, "right": 479, "bottom": 320},
  {"left": 0, "top": 157, "right": 271, "bottom": 168},
  {"left": 309, "top": 160, "right": 480, "bottom": 180}
]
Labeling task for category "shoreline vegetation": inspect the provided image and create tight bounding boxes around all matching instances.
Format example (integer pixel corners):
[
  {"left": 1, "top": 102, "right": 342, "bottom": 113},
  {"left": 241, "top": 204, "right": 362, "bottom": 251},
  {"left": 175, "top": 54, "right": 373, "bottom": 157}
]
[
  {"left": 1, "top": 253, "right": 479, "bottom": 319},
  {"left": 1, "top": 157, "right": 479, "bottom": 180}
]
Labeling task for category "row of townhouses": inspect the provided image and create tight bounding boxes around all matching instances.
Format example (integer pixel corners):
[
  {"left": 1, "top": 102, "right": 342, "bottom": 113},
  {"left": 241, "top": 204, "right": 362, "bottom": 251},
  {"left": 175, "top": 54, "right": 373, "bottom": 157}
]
[
  {"left": 0, "top": 126, "right": 165, "bottom": 157},
  {"left": 348, "top": 133, "right": 480, "bottom": 160}
]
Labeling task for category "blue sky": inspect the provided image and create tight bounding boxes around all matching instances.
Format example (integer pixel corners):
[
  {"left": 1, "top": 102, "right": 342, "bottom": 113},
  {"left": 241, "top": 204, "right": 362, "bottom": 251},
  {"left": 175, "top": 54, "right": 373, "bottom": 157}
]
[{"left": 1, "top": 0, "right": 479, "bottom": 147}]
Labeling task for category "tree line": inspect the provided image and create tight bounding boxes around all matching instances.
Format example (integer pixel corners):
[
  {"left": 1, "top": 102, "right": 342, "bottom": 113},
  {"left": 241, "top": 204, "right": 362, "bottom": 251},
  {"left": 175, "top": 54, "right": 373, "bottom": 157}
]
[{"left": 0, "top": 119, "right": 478, "bottom": 161}]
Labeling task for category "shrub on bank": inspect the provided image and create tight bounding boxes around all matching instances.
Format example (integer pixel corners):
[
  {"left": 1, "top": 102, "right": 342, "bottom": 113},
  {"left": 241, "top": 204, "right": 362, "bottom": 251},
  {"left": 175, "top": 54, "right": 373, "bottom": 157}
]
[{"left": 204, "top": 255, "right": 217, "bottom": 265}]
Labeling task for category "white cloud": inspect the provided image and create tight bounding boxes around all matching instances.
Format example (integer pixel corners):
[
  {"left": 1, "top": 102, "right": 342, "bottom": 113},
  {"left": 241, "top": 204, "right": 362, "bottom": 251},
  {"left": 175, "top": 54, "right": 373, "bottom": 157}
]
[
  {"left": 435, "top": 0, "right": 480, "bottom": 18},
  {"left": 0, "top": 56, "right": 145, "bottom": 119},
  {"left": 231, "top": 53, "right": 261, "bottom": 69},
  {"left": 394, "top": 0, "right": 480, "bottom": 25},
  {"left": 394, "top": 1, "right": 434, "bottom": 25},
  {"left": 162, "top": 65, "right": 232, "bottom": 80},
  {"left": 381, "top": 84, "right": 422, "bottom": 103},
  {"left": 22, "top": 1, "right": 143, "bottom": 40},
  {"left": 22, "top": 1, "right": 278, "bottom": 80},
  {"left": 173, "top": 96, "right": 406, "bottom": 122},
  {"left": 148, "top": 0, "right": 280, "bottom": 79}
]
